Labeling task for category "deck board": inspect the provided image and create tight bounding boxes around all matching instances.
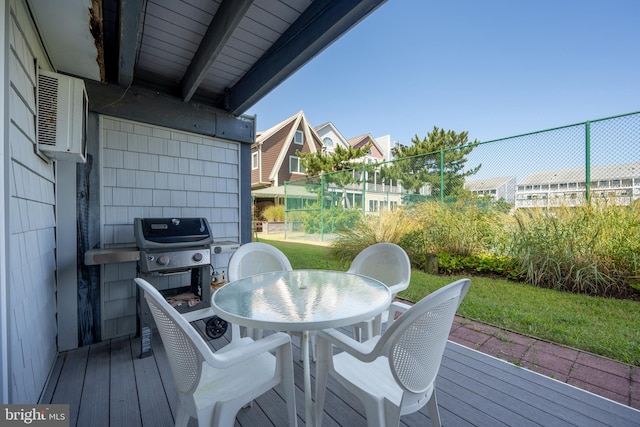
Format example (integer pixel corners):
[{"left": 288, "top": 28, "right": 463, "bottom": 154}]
[
  {"left": 41, "top": 323, "right": 640, "bottom": 427},
  {"left": 50, "top": 344, "right": 89, "bottom": 426},
  {"left": 76, "top": 340, "right": 110, "bottom": 427},
  {"left": 109, "top": 337, "right": 142, "bottom": 427}
]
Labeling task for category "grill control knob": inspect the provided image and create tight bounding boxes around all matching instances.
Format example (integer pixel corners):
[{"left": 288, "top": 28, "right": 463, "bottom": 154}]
[
  {"left": 157, "top": 255, "right": 169, "bottom": 266},
  {"left": 192, "top": 252, "right": 203, "bottom": 262}
]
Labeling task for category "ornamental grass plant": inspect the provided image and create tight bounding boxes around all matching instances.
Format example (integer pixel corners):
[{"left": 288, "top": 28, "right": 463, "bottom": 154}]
[{"left": 508, "top": 200, "right": 640, "bottom": 298}]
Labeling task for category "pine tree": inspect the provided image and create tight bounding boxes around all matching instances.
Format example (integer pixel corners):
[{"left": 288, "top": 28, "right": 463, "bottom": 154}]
[{"left": 385, "top": 126, "right": 481, "bottom": 199}]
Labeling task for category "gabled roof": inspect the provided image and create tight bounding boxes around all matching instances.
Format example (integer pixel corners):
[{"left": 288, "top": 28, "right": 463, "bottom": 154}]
[
  {"left": 314, "top": 122, "right": 350, "bottom": 150},
  {"left": 518, "top": 162, "right": 640, "bottom": 186},
  {"left": 464, "top": 177, "right": 516, "bottom": 191},
  {"left": 254, "top": 111, "right": 323, "bottom": 183},
  {"left": 347, "top": 133, "right": 385, "bottom": 159}
]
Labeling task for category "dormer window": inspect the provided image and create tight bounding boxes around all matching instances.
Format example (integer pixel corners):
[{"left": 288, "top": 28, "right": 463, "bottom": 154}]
[{"left": 294, "top": 130, "right": 304, "bottom": 145}]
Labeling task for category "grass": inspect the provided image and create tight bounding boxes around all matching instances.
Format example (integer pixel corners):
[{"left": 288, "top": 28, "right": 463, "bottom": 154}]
[{"left": 259, "top": 237, "right": 640, "bottom": 366}]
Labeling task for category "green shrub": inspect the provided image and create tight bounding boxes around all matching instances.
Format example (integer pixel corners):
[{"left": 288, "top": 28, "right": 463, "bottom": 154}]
[
  {"left": 262, "top": 205, "right": 285, "bottom": 221},
  {"left": 330, "top": 209, "right": 415, "bottom": 260},
  {"left": 437, "top": 252, "right": 523, "bottom": 280},
  {"left": 399, "top": 200, "right": 512, "bottom": 267}
]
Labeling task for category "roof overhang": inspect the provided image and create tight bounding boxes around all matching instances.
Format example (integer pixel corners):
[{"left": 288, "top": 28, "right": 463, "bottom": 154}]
[{"left": 27, "top": 0, "right": 388, "bottom": 116}]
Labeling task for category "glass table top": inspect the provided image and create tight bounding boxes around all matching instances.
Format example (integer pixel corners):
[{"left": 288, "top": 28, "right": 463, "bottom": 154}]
[{"left": 211, "top": 269, "right": 391, "bottom": 331}]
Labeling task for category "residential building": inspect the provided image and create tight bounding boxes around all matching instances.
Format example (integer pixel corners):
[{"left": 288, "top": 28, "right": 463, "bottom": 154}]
[
  {"left": 315, "top": 122, "right": 350, "bottom": 154},
  {"left": 515, "top": 162, "right": 640, "bottom": 208},
  {"left": 251, "top": 111, "right": 324, "bottom": 215},
  {"left": 465, "top": 177, "right": 517, "bottom": 203},
  {"left": 375, "top": 134, "right": 404, "bottom": 161}
]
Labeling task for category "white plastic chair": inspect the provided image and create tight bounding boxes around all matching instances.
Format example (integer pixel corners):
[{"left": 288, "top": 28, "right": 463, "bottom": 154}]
[
  {"left": 227, "top": 242, "right": 315, "bottom": 360},
  {"left": 228, "top": 242, "right": 293, "bottom": 281},
  {"left": 347, "top": 243, "right": 412, "bottom": 341},
  {"left": 314, "top": 278, "right": 471, "bottom": 427},
  {"left": 134, "top": 278, "right": 298, "bottom": 427}
]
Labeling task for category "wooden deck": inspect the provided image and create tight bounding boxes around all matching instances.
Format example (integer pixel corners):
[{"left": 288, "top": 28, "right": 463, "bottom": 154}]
[{"left": 41, "top": 320, "right": 640, "bottom": 427}]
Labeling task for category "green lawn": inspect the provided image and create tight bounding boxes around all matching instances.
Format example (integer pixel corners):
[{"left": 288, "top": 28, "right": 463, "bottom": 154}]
[{"left": 259, "top": 237, "right": 640, "bottom": 366}]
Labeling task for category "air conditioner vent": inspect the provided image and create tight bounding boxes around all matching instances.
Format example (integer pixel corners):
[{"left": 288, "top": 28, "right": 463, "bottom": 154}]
[
  {"left": 36, "top": 71, "right": 87, "bottom": 163},
  {"left": 37, "top": 74, "right": 59, "bottom": 146}
]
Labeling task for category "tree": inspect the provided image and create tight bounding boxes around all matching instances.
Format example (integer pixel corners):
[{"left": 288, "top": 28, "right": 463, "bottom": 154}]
[
  {"left": 384, "top": 126, "right": 481, "bottom": 200},
  {"left": 297, "top": 143, "right": 374, "bottom": 209},
  {"left": 298, "top": 143, "right": 372, "bottom": 176}
]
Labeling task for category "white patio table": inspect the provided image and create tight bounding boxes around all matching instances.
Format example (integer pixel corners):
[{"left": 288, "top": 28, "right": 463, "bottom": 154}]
[{"left": 211, "top": 269, "right": 391, "bottom": 427}]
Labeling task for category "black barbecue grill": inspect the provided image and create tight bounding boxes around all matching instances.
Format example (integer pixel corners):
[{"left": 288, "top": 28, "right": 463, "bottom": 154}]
[{"left": 134, "top": 217, "right": 228, "bottom": 355}]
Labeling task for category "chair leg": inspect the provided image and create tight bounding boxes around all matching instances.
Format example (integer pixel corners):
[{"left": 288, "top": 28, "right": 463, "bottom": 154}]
[
  {"left": 314, "top": 340, "right": 332, "bottom": 426},
  {"left": 174, "top": 403, "right": 190, "bottom": 427},
  {"left": 426, "top": 391, "right": 442, "bottom": 427},
  {"left": 352, "top": 325, "right": 359, "bottom": 342},
  {"left": 277, "top": 341, "right": 298, "bottom": 427}
]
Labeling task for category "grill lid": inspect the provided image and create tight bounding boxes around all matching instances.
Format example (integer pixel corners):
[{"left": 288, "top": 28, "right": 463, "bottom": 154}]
[{"left": 134, "top": 217, "right": 213, "bottom": 249}]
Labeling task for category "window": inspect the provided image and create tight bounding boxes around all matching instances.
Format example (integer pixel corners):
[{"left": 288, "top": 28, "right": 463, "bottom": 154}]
[
  {"left": 294, "top": 130, "right": 303, "bottom": 145},
  {"left": 289, "top": 156, "right": 306, "bottom": 174},
  {"left": 323, "top": 137, "right": 333, "bottom": 147},
  {"left": 252, "top": 152, "right": 258, "bottom": 169}
]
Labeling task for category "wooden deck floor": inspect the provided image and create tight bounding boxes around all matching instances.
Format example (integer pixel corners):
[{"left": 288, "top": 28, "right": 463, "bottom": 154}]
[{"left": 41, "top": 320, "right": 640, "bottom": 427}]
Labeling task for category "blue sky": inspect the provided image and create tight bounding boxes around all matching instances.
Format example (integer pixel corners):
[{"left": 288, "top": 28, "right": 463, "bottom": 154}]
[{"left": 246, "top": 0, "right": 640, "bottom": 146}]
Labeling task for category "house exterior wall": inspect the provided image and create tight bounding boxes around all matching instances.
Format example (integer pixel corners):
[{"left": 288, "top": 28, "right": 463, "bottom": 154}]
[
  {"left": 260, "top": 124, "right": 291, "bottom": 184},
  {"left": 99, "top": 117, "right": 241, "bottom": 339},
  {"left": 252, "top": 125, "right": 290, "bottom": 186},
  {"left": 315, "top": 126, "right": 340, "bottom": 153},
  {"left": 514, "top": 164, "right": 640, "bottom": 209},
  {"left": 465, "top": 177, "right": 517, "bottom": 203},
  {"left": 6, "top": 0, "right": 58, "bottom": 403},
  {"left": 276, "top": 127, "right": 320, "bottom": 185},
  {"left": 515, "top": 178, "right": 640, "bottom": 208}
]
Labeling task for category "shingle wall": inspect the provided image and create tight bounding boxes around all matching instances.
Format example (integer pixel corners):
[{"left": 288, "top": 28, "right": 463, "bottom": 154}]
[
  {"left": 100, "top": 117, "right": 241, "bottom": 339},
  {"left": 7, "top": 0, "right": 58, "bottom": 403}
]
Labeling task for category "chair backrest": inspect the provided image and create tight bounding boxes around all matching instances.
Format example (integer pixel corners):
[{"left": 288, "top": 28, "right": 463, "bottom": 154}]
[
  {"left": 135, "top": 278, "right": 214, "bottom": 395},
  {"left": 228, "top": 242, "right": 293, "bottom": 281},
  {"left": 347, "top": 243, "right": 411, "bottom": 296},
  {"left": 375, "top": 278, "right": 471, "bottom": 394}
]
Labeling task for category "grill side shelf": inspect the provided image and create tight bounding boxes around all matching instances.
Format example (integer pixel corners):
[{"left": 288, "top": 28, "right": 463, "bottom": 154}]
[{"left": 84, "top": 248, "right": 140, "bottom": 265}]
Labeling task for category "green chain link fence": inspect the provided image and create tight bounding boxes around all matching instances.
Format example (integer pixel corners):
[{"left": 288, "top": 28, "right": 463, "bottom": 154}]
[{"left": 278, "top": 111, "right": 640, "bottom": 242}]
